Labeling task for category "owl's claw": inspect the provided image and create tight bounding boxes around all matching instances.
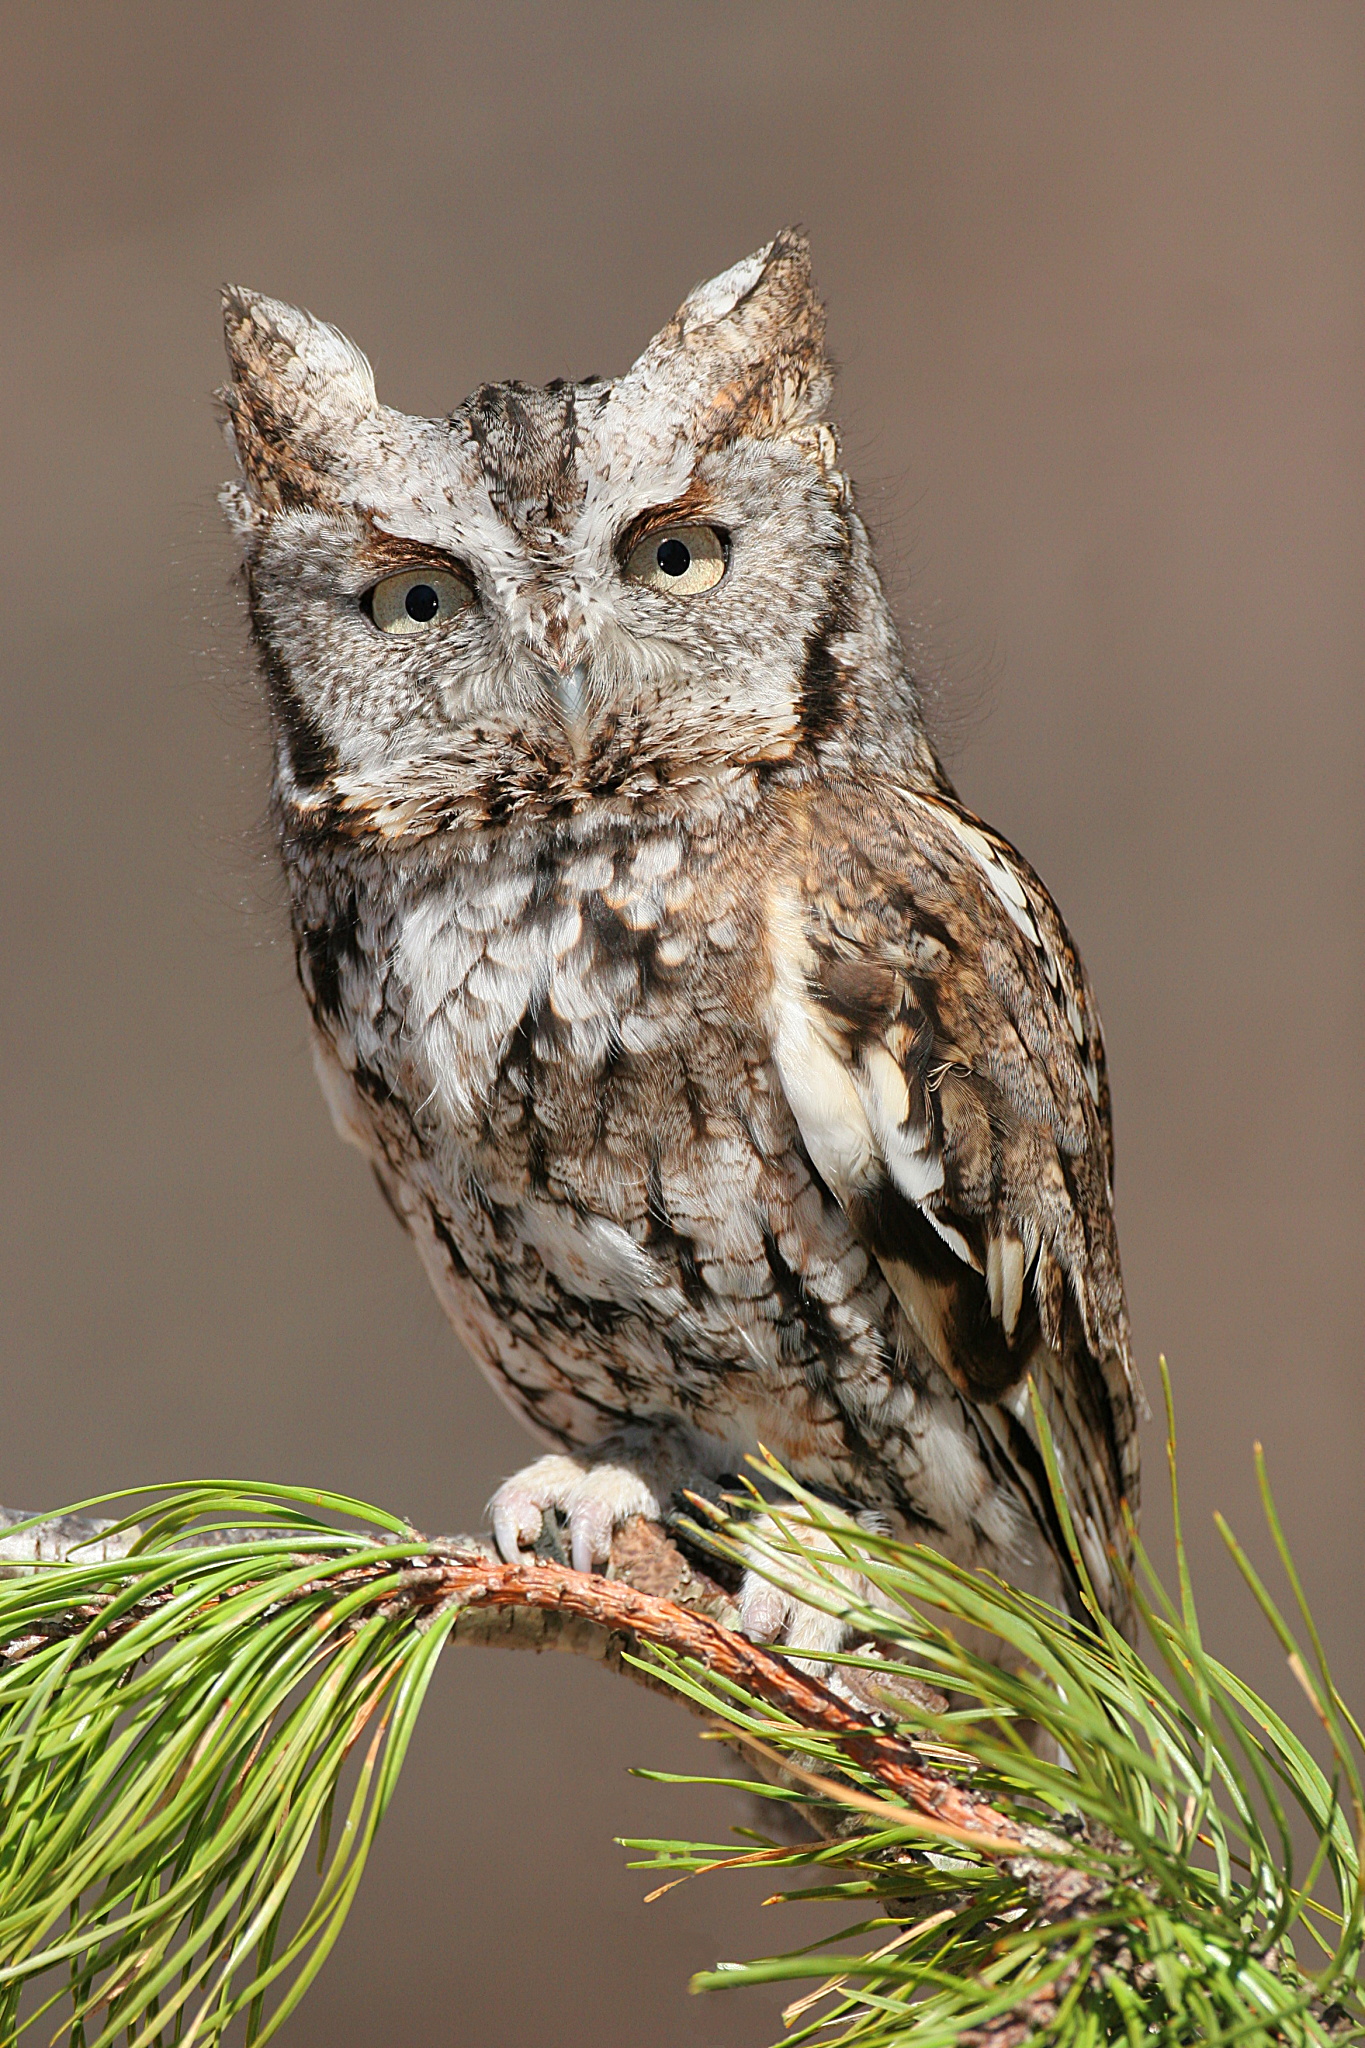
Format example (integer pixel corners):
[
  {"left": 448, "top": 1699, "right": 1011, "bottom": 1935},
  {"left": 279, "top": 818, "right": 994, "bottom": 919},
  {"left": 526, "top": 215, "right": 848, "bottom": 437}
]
[
  {"left": 489, "top": 1454, "right": 584, "bottom": 1563},
  {"left": 568, "top": 1499, "right": 617, "bottom": 1577},
  {"left": 487, "top": 1451, "right": 666, "bottom": 1574}
]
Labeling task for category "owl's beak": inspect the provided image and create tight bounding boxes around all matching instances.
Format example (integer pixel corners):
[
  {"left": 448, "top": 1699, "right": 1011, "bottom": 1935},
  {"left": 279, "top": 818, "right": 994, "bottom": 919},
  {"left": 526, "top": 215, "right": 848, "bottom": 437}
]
[{"left": 548, "top": 661, "right": 591, "bottom": 763}]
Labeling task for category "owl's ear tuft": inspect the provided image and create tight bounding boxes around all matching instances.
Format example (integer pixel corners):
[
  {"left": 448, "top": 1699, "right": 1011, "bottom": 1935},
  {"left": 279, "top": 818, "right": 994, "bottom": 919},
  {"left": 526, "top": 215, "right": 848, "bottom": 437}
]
[
  {"left": 218, "top": 478, "right": 268, "bottom": 540},
  {"left": 218, "top": 287, "right": 377, "bottom": 514},
  {"left": 624, "top": 228, "right": 831, "bottom": 449}
]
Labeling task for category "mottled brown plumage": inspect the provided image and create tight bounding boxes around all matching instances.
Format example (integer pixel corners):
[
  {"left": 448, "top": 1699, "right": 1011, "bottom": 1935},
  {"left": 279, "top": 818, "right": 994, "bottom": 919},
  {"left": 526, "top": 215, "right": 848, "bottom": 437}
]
[{"left": 220, "top": 232, "right": 1138, "bottom": 1656}]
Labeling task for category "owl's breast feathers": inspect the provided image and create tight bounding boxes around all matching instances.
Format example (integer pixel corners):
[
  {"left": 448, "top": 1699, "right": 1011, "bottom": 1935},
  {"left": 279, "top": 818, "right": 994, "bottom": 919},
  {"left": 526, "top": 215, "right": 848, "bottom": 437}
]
[
  {"left": 764, "top": 778, "right": 1139, "bottom": 1629},
  {"left": 293, "top": 773, "right": 1138, "bottom": 1637}
]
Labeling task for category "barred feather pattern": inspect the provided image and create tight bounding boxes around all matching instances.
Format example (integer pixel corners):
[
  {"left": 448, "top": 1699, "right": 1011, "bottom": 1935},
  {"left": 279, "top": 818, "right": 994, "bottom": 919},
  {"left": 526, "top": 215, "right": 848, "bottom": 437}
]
[{"left": 222, "top": 230, "right": 1139, "bottom": 1649}]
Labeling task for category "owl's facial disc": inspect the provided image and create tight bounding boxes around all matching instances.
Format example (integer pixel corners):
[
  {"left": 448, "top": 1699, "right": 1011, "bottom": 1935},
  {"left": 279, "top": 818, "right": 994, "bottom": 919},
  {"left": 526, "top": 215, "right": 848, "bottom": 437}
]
[
  {"left": 238, "top": 427, "right": 853, "bottom": 833},
  {"left": 222, "top": 232, "right": 921, "bottom": 836}
]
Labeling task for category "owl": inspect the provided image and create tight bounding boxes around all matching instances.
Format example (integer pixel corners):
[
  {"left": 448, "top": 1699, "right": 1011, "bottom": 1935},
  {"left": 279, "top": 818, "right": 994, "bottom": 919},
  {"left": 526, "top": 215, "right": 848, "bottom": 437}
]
[{"left": 220, "top": 230, "right": 1139, "bottom": 1657}]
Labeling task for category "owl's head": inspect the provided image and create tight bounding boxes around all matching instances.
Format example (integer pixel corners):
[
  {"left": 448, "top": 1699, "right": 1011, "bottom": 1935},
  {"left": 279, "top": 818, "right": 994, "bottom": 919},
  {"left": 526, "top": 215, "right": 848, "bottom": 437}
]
[{"left": 221, "top": 231, "right": 931, "bottom": 844}]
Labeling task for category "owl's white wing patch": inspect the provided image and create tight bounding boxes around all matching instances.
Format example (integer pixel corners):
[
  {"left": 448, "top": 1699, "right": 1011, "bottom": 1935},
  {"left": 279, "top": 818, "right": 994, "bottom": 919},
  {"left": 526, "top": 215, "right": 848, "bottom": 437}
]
[
  {"left": 761, "top": 788, "right": 1137, "bottom": 1638},
  {"left": 765, "top": 885, "right": 989, "bottom": 1386},
  {"left": 765, "top": 901, "right": 880, "bottom": 1200}
]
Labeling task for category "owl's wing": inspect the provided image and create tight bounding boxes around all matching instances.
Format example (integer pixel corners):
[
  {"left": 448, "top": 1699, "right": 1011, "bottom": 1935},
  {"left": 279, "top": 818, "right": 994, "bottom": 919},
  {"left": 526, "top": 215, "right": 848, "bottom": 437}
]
[{"left": 765, "top": 781, "right": 1139, "bottom": 1634}]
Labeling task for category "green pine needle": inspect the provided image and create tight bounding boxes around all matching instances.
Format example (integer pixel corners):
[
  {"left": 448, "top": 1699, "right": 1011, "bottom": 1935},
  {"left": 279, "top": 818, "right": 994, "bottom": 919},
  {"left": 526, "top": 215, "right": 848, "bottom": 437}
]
[
  {"left": 621, "top": 1366, "right": 1364, "bottom": 2045},
  {"left": 0, "top": 1487, "right": 455, "bottom": 2047},
  {"left": 0, "top": 1372, "right": 1360, "bottom": 2047}
]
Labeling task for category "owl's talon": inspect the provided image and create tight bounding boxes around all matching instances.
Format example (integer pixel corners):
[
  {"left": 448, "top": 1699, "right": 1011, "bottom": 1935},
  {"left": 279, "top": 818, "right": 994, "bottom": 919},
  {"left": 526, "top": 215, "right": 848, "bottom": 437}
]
[
  {"left": 488, "top": 1450, "right": 667, "bottom": 1574},
  {"left": 491, "top": 1494, "right": 539, "bottom": 1563},
  {"left": 570, "top": 1502, "right": 614, "bottom": 1576},
  {"left": 488, "top": 1453, "right": 586, "bottom": 1563}
]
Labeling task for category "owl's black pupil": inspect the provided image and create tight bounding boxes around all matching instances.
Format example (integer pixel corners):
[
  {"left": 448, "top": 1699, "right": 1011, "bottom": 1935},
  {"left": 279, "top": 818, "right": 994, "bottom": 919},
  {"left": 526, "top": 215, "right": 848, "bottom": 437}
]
[
  {"left": 404, "top": 582, "right": 440, "bottom": 622},
  {"left": 655, "top": 538, "right": 691, "bottom": 578}
]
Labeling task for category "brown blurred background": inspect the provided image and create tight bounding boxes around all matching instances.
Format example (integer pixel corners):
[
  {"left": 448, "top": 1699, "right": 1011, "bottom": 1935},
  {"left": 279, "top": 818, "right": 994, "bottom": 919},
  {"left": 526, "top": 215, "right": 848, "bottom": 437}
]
[{"left": 2, "top": 4, "right": 1361, "bottom": 2041}]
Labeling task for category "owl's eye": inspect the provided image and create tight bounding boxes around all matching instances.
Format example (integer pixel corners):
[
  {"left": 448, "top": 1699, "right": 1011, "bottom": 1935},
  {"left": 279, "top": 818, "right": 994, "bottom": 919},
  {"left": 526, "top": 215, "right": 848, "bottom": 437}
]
[
  {"left": 624, "top": 525, "right": 728, "bottom": 596},
  {"left": 364, "top": 567, "right": 474, "bottom": 635}
]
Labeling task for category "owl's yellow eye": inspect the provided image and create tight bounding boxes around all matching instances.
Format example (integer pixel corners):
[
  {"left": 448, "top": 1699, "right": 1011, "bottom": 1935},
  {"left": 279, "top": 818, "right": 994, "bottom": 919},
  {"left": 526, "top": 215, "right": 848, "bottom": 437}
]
[
  {"left": 624, "top": 525, "right": 728, "bottom": 596},
  {"left": 365, "top": 567, "right": 473, "bottom": 635}
]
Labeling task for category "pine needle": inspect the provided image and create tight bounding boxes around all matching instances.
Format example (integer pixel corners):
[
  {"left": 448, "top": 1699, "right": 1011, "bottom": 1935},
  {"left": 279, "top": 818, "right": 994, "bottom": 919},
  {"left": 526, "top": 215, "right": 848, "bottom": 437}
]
[{"left": 0, "top": 1387, "right": 1360, "bottom": 2047}]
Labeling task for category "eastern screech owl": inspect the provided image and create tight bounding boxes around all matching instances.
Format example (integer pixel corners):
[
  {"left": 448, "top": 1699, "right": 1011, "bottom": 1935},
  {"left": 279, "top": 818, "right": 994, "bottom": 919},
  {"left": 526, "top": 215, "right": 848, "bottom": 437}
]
[{"left": 220, "top": 231, "right": 1139, "bottom": 1655}]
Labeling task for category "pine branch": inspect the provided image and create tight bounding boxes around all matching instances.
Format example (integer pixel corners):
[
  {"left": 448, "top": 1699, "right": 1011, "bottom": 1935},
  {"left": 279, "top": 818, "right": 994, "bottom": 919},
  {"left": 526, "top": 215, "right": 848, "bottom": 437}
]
[
  {"left": 0, "top": 1384, "right": 1361, "bottom": 2048},
  {"left": 0, "top": 1506, "right": 1039, "bottom": 1856}
]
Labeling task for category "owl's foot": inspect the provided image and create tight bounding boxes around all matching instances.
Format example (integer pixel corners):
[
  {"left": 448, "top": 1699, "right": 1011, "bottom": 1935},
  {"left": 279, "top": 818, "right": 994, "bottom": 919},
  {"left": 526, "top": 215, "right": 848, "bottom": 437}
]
[
  {"left": 739, "top": 1574, "right": 853, "bottom": 1672},
  {"left": 736, "top": 1509, "right": 881, "bottom": 1676},
  {"left": 488, "top": 1430, "right": 692, "bottom": 1577}
]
